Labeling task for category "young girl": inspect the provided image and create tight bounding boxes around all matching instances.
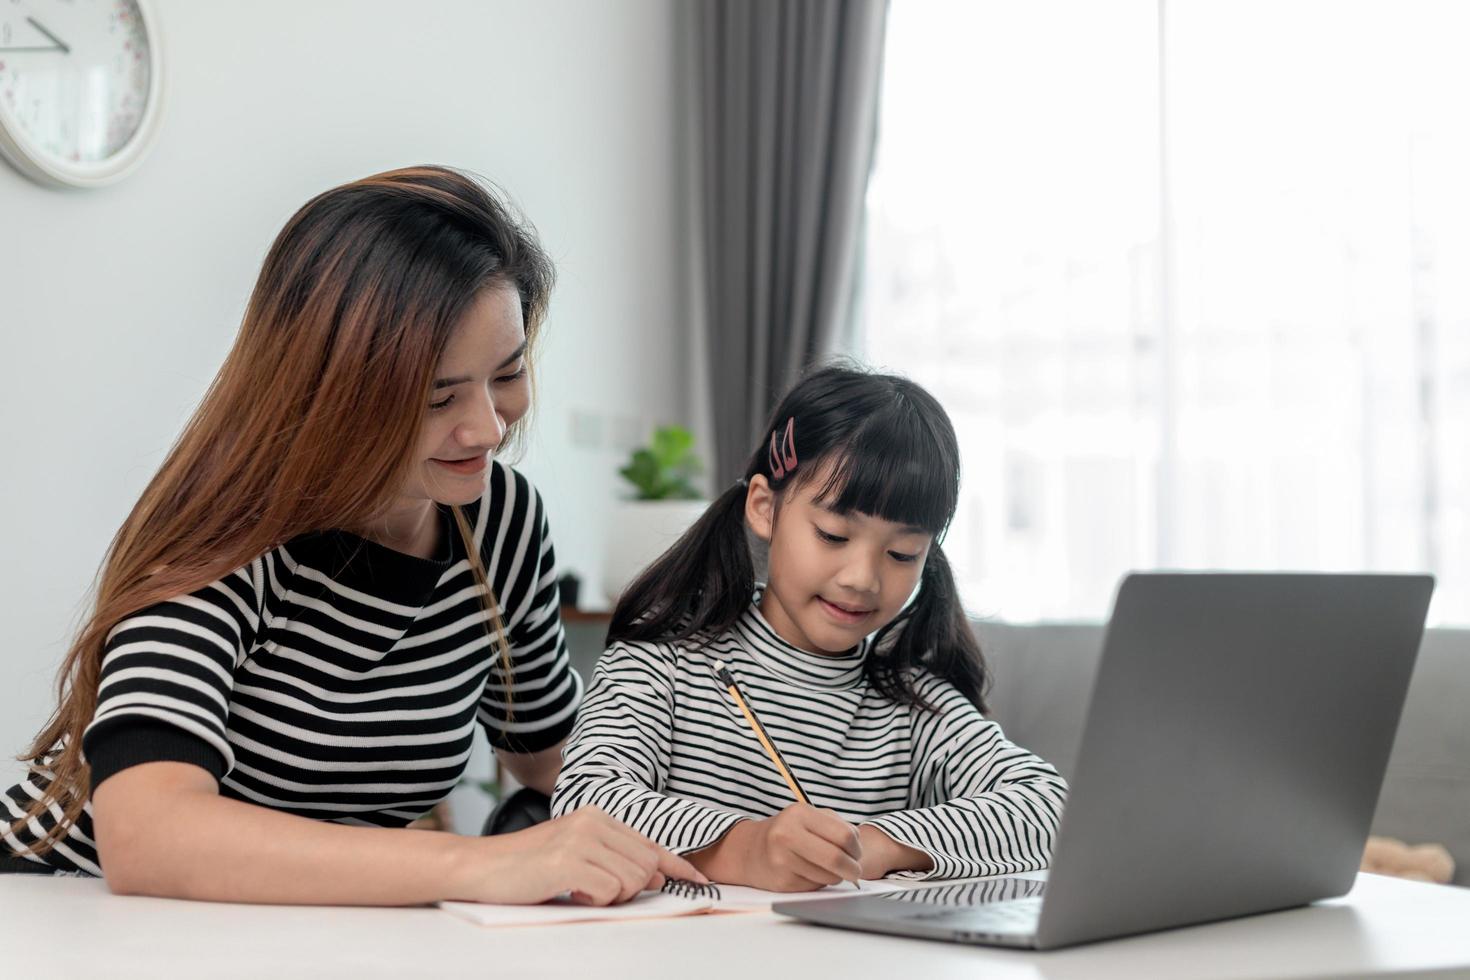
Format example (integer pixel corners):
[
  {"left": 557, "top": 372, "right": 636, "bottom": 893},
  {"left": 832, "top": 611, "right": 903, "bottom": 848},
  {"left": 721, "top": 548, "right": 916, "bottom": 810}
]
[
  {"left": 1, "top": 166, "right": 702, "bottom": 906},
  {"left": 552, "top": 366, "right": 1068, "bottom": 890}
]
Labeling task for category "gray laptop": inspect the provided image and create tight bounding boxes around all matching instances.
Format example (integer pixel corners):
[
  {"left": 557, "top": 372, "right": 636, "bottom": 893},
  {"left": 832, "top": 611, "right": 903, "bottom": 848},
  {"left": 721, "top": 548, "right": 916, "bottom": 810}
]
[{"left": 773, "top": 572, "right": 1434, "bottom": 950}]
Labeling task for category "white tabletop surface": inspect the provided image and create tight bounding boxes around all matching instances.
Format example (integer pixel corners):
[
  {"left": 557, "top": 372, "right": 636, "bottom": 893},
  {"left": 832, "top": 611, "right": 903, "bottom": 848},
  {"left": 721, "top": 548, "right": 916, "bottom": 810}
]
[{"left": 3, "top": 871, "right": 1469, "bottom": 979}]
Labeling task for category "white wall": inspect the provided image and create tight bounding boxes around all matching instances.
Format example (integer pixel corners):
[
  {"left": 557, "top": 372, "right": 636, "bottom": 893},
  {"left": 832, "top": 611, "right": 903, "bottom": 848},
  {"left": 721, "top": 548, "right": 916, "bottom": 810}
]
[{"left": 0, "top": 0, "right": 690, "bottom": 817}]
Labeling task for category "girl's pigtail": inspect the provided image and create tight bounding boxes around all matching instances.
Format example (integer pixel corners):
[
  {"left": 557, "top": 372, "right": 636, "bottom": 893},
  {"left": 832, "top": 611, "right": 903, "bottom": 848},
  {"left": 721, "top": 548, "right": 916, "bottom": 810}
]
[
  {"left": 869, "top": 545, "right": 990, "bottom": 714},
  {"left": 607, "top": 480, "right": 756, "bottom": 647}
]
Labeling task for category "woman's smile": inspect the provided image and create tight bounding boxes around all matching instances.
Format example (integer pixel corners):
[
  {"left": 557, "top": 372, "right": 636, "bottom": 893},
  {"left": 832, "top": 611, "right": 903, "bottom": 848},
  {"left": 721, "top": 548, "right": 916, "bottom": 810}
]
[{"left": 432, "top": 453, "right": 488, "bottom": 475}]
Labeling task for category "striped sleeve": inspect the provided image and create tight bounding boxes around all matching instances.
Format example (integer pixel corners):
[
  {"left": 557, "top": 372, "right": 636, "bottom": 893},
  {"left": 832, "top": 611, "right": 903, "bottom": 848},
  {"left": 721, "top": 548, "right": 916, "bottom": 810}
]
[
  {"left": 81, "top": 560, "right": 265, "bottom": 779},
  {"left": 863, "top": 673, "right": 1069, "bottom": 879},
  {"left": 551, "top": 641, "right": 746, "bottom": 853},
  {"left": 475, "top": 467, "right": 582, "bottom": 754}
]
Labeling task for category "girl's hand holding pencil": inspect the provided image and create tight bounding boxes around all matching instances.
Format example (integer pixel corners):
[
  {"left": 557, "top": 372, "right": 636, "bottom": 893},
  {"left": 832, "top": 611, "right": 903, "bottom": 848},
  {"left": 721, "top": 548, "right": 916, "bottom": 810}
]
[
  {"left": 688, "top": 804, "right": 865, "bottom": 892},
  {"left": 687, "top": 660, "right": 866, "bottom": 891},
  {"left": 857, "top": 824, "right": 935, "bottom": 879}
]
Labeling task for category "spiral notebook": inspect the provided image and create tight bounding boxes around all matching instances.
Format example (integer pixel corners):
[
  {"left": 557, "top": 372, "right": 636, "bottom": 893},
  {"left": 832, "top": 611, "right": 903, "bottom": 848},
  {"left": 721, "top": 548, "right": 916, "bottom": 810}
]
[
  {"left": 438, "top": 877, "right": 904, "bottom": 927},
  {"left": 438, "top": 878, "right": 723, "bottom": 927}
]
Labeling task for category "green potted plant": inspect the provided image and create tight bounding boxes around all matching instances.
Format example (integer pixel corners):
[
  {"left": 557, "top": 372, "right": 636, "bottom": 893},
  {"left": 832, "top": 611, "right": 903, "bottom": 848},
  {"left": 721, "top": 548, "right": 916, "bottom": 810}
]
[{"left": 602, "top": 425, "right": 710, "bottom": 601}]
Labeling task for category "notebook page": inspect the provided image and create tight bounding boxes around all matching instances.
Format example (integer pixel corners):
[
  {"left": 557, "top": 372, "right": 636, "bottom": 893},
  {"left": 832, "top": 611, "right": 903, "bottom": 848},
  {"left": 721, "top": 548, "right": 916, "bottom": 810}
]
[
  {"left": 438, "top": 888, "right": 715, "bottom": 928},
  {"left": 713, "top": 879, "right": 905, "bottom": 909}
]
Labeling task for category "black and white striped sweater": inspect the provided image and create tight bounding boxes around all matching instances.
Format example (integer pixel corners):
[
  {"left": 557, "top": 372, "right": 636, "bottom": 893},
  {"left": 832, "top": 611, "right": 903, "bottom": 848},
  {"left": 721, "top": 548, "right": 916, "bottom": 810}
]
[
  {"left": 551, "top": 603, "right": 1067, "bottom": 879},
  {"left": 3, "top": 462, "right": 581, "bottom": 875}
]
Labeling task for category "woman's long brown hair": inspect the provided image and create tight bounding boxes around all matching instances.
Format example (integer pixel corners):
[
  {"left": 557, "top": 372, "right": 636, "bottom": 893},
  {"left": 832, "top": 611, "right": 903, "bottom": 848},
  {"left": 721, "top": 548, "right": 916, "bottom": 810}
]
[{"left": 10, "top": 166, "right": 555, "bottom": 855}]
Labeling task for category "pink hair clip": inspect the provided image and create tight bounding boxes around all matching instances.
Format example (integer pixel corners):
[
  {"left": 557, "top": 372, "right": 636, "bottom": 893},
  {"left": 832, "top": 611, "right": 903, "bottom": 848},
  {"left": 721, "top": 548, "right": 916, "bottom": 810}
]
[{"left": 768, "top": 417, "right": 798, "bottom": 479}]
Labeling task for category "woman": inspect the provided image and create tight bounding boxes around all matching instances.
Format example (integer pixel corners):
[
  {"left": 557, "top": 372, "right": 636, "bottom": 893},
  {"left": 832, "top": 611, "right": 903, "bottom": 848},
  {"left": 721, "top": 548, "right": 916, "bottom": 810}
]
[{"left": 1, "top": 166, "right": 704, "bottom": 906}]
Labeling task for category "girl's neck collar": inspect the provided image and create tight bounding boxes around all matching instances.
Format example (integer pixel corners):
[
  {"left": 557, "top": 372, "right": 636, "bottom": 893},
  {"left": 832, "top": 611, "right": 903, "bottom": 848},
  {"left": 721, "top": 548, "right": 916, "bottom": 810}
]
[{"left": 737, "top": 593, "right": 869, "bottom": 690}]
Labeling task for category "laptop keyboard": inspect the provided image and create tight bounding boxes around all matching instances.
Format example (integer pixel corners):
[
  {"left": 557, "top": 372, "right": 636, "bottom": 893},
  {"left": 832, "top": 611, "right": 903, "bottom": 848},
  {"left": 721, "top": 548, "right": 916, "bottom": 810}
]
[{"left": 969, "top": 896, "right": 1043, "bottom": 926}]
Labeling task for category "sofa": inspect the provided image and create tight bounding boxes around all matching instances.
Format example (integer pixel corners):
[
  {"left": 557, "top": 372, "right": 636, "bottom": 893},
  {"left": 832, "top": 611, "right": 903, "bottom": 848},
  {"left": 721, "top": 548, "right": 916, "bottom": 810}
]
[{"left": 974, "top": 621, "right": 1470, "bottom": 887}]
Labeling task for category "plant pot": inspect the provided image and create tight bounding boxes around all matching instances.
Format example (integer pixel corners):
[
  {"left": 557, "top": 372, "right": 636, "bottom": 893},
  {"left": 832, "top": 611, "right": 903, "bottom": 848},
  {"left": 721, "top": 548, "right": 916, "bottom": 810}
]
[{"left": 602, "top": 499, "right": 710, "bottom": 604}]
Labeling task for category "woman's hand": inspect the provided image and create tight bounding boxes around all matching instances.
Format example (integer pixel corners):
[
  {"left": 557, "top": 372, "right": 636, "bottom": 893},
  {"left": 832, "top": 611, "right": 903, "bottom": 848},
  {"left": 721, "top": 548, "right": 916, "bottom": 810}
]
[
  {"left": 688, "top": 803, "right": 863, "bottom": 892},
  {"left": 450, "top": 805, "right": 707, "bottom": 906}
]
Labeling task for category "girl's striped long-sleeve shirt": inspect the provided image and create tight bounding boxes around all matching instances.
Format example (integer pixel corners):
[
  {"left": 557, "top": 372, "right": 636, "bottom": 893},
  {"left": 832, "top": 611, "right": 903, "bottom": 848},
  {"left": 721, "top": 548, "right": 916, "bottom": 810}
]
[
  {"left": 3, "top": 461, "right": 581, "bottom": 876},
  {"left": 551, "top": 602, "right": 1068, "bottom": 880}
]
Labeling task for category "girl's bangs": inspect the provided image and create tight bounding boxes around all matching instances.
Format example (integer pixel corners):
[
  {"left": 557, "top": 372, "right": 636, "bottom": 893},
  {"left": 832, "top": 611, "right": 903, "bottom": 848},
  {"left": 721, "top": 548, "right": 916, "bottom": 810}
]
[{"left": 800, "top": 415, "right": 957, "bottom": 535}]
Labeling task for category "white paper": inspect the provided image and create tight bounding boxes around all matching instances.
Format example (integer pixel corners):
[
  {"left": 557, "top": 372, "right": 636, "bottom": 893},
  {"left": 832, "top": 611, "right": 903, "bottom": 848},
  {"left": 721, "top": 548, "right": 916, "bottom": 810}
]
[
  {"left": 438, "top": 889, "right": 714, "bottom": 928},
  {"left": 712, "top": 879, "right": 904, "bottom": 909},
  {"left": 438, "top": 878, "right": 909, "bottom": 928}
]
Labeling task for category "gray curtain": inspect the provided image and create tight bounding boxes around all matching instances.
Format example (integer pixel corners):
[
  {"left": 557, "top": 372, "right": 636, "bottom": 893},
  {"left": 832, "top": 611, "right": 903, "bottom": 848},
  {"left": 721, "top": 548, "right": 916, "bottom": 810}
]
[{"left": 689, "top": 0, "right": 890, "bottom": 485}]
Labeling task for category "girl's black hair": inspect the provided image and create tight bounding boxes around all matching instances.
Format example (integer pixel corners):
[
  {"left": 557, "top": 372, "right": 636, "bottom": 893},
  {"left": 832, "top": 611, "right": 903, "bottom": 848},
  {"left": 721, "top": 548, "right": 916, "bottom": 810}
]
[{"left": 608, "top": 363, "right": 990, "bottom": 713}]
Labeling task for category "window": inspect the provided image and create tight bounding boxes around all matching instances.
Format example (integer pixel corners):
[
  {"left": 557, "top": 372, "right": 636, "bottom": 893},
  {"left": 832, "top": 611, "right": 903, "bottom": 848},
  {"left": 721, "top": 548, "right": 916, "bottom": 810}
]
[{"left": 861, "top": 0, "right": 1470, "bottom": 622}]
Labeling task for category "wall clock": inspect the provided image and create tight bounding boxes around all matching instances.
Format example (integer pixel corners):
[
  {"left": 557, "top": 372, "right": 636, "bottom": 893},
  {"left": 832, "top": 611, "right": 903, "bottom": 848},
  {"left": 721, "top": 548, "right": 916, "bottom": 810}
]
[{"left": 0, "top": 0, "right": 161, "bottom": 188}]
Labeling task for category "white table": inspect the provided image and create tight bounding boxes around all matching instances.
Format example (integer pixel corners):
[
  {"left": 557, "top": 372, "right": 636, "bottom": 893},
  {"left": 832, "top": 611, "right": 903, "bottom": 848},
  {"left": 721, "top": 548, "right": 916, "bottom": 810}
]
[{"left": 3, "top": 872, "right": 1468, "bottom": 979}]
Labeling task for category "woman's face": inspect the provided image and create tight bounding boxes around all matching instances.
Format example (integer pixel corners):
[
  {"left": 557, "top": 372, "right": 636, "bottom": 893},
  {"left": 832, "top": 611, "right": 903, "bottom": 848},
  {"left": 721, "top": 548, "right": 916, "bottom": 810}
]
[{"left": 403, "top": 283, "right": 530, "bottom": 507}]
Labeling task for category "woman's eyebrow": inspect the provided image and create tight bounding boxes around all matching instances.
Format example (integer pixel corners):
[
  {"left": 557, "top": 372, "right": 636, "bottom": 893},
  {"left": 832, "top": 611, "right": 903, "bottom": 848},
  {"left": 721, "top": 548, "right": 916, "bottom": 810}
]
[
  {"left": 433, "top": 340, "right": 529, "bottom": 388},
  {"left": 496, "top": 339, "right": 529, "bottom": 369}
]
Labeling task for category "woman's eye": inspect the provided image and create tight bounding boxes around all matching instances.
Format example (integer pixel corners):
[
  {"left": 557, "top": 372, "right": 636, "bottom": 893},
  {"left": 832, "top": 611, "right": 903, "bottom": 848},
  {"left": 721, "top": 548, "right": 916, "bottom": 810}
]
[
  {"left": 888, "top": 550, "right": 920, "bottom": 563},
  {"left": 429, "top": 393, "right": 455, "bottom": 411},
  {"left": 496, "top": 366, "right": 527, "bottom": 385},
  {"left": 815, "top": 527, "right": 847, "bottom": 544}
]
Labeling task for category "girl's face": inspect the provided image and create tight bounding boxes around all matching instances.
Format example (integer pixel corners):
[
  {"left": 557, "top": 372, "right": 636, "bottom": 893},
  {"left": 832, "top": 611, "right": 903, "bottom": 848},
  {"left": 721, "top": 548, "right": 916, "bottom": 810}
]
[
  {"left": 402, "top": 283, "right": 530, "bottom": 507},
  {"left": 746, "top": 466, "right": 934, "bottom": 655}
]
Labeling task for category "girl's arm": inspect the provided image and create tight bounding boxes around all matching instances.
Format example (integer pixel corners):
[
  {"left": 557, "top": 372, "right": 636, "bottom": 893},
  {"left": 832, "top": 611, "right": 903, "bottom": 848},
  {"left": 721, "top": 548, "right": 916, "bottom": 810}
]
[
  {"left": 551, "top": 643, "right": 750, "bottom": 853},
  {"left": 93, "top": 760, "right": 702, "bottom": 904},
  {"left": 553, "top": 644, "right": 864, "bottom": 890},
  {"left": 861, "top": 676, "right": 1069, "bottom": 880}
]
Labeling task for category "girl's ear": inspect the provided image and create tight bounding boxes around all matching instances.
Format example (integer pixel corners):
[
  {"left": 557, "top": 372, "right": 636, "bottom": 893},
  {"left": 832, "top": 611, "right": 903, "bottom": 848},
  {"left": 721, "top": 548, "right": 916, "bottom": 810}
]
[{"left": 744, "top": 474, "right": 776, "bottom": 542}]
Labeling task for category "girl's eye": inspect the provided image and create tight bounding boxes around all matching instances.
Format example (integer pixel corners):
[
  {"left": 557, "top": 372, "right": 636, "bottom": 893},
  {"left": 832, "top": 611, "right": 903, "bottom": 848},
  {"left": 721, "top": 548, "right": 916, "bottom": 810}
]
[
  {"left": 429, "top": 393, "right": 455, "bottom": 411},
  {"left": 888, "top": 550, "right": 920, "bottom": 563},
  {"left": 815, "top": 527, "right": 847, "bottom": 544}
]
